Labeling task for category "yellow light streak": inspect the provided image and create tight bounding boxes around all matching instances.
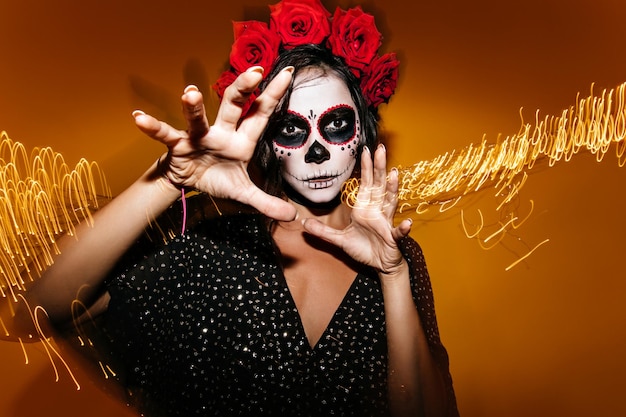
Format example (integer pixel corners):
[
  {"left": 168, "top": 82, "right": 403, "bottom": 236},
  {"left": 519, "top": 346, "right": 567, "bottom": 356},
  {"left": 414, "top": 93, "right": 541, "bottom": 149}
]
[
  {"left": 0, "top": 132, "right": 111, "bottom": 294},
  {"left": 505, "top": 239, "right": 551, "bottom": 271},
  {"left": 13, "top": 294, "right": 81, "bottom": 389}
]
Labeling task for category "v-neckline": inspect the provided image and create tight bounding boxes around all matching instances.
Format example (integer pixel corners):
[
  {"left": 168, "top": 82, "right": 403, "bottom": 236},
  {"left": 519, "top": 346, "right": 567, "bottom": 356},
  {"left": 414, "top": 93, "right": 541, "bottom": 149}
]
[
  {"left": 267, "top": 215, "right": 363, "bottom": 349},
  {"left": 280, "top": 269, "right": 362, "bottom": 350}
]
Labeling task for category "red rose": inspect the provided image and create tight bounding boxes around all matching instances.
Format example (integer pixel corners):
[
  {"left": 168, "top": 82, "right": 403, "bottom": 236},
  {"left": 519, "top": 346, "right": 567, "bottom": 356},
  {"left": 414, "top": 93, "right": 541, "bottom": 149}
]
[
  {"left": 360, "top": 52, "right": 399, "bottom": 108},
  {"left": 269, "top": 0, "right": 331, "bottom": 49},
  {"left": 328, "top": 6, "right": 382, "bottom": 76},
  {"left": 229, "top": 21, "right": 280, "bottom": 74}
]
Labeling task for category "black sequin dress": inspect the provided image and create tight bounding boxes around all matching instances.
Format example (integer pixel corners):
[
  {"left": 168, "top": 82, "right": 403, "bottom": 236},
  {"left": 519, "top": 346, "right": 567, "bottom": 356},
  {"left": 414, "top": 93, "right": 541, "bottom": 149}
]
[{"left": 100, "top": 213, "right": 458, "bottom": 417}]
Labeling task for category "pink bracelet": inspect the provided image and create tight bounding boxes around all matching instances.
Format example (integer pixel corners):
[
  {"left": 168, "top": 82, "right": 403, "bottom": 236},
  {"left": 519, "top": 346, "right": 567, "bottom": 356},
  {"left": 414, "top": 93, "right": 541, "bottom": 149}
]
[{"left": 180, "top": 187, "right": 187, "bottom": 235}]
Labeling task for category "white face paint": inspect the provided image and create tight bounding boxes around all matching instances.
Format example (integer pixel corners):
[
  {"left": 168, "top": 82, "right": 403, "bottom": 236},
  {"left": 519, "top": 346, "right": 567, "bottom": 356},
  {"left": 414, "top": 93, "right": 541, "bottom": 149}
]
[{"left": 271, "top": 70, "right": 361, "bottom": 204}]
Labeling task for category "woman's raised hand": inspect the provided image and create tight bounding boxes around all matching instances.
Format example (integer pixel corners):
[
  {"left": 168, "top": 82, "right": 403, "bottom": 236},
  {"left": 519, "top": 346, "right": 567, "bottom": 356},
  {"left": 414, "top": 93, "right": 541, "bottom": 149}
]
[
  {"left": 302, "top": 144, "right": 412, "bottom": 276},
  {"left": 133, "top": 66, "right": 297, "bottom": 221}
]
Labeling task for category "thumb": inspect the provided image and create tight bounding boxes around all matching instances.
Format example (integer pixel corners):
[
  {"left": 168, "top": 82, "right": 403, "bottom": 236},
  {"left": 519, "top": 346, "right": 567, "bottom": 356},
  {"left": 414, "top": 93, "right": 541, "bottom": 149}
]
[
  {"left": 302, "top": 218, "right": 344, "bottom": 248},
  {"left": 242, "top": 186, "right": 297, "bottom": 221},
  {"left": 391, "top": 218, "right": 412, "bottom": 241}
]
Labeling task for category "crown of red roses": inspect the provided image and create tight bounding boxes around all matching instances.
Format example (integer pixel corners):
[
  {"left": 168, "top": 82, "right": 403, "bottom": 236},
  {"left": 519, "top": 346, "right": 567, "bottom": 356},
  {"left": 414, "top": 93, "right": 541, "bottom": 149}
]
[{"left": 213, "top": 0, "right": 399, "bottom": 113}]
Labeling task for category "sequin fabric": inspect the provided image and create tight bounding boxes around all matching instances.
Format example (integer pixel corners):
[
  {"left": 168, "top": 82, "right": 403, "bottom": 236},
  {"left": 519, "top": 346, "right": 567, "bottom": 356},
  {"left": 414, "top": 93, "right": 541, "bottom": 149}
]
[{"left": 101, "top": 213, "right": 457, "bottom": 417}]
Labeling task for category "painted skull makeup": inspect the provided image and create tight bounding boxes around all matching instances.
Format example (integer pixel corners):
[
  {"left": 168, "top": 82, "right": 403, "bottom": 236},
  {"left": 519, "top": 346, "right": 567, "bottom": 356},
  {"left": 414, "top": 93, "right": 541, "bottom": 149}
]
[{"left": 271, "top": 72, "right": 361, "bottom": 204}]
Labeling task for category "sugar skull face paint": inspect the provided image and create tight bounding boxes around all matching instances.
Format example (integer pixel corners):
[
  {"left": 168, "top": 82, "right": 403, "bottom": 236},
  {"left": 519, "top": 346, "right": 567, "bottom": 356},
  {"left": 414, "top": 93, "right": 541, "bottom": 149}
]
[{"left": 271, "top": 71, "right": 361, "bottom": 204}]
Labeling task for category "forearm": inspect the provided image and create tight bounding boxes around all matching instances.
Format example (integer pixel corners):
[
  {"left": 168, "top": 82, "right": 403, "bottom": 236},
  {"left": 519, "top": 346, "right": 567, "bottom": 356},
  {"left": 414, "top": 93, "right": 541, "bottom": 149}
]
[
  {"left": 381, "top": 262, "right": 448, "bottom": 417},
  {"left": 15, "top": 158, "right": 181, "bottom": 330}
]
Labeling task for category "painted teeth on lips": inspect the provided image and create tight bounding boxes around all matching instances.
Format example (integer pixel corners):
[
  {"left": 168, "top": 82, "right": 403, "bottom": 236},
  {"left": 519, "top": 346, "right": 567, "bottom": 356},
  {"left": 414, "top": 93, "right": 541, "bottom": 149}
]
[{"left": 305, "top": 176, "right": 337, "bottom": 189}]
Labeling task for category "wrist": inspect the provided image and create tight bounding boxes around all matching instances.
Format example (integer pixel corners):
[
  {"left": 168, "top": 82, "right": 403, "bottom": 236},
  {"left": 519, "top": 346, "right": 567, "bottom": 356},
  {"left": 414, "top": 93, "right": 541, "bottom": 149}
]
[
  {"left": 155, "top": 154, "right": 183, "bottom": 189},
  {"left": 143, "top": 156, "right": 184, "bottom": 199},
  {"left": 142, "top": 157, "right": 189, "bottom": 235},
  {"left": 378, "top": 259, "right": 409, "bottom": 285}
]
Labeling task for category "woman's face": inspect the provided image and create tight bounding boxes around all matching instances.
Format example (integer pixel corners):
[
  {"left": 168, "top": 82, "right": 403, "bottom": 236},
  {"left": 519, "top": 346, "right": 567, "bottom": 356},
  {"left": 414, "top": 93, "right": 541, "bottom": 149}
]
[{"left": 272, "top": 70, "right": 361, "bottom": 204}]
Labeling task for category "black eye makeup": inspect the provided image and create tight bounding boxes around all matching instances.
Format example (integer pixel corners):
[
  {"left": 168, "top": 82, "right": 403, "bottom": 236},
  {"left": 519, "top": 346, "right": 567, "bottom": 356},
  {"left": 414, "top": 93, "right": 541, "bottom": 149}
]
[
  {"left": 271, "top": 111, "right": 310, "bottom": 148},
  {"left": 318, "top": 105, "right": 356, "bottom": 144}
]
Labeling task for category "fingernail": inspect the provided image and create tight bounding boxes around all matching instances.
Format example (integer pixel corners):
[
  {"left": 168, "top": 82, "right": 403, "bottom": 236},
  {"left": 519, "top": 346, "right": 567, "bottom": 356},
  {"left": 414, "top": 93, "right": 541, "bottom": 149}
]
[
  {"left": 246, "top": 66, "right": 264, "bottom": 74},
  {"left": 378, "top": 143, "right": 386, "bottom": 152},
  {"left": 282, "top": 66, "right": 295, "bottom": 74},
  {"left": 132, "top": 110, "right": 145, "bottom": 118},
  {"left": 363, "top": 145, "right": 370, "bottom": 154},
  {"left": 184, "top": 85, "right": 199, "bottom": 94}
]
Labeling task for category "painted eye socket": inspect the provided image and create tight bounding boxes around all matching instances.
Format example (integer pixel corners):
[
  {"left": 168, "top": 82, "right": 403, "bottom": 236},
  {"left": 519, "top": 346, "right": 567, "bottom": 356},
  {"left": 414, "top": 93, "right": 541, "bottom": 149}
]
[
  {"left": 319, "top": 105, "right": 356, "bottom": 145},
  {"left": 271, "top": 112, "right": 310, "bottom": 148}
]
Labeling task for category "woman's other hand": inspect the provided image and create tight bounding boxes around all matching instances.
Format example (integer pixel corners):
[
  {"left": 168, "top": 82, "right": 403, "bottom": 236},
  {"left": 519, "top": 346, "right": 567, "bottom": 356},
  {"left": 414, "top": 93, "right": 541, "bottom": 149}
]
[{"left": 302, "top": 144, "right": 412, "bottom": 276}]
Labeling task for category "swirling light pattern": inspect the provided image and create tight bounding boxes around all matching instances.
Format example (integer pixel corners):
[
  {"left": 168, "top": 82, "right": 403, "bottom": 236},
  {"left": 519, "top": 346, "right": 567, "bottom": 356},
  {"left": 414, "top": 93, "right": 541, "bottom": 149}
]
[
  {"left": 343, "top": 82, "right": 626, "bottom": 268},
  {"left": 0, "top": 131, "right": 111, "bottom": 299},
  {"left": 347, "top": 82, "right": 626, "bottom": 211}
]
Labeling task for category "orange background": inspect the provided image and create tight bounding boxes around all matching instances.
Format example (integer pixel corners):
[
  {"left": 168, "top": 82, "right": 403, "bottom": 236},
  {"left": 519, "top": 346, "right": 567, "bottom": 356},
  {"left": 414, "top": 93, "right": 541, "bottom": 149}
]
[{"left": 1, "top": 0, "right": 626, "bottom": 416}]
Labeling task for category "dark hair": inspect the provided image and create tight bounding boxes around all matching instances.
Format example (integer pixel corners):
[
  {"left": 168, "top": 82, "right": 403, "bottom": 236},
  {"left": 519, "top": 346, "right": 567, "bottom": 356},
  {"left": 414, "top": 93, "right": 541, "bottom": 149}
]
[{"left": 252, "top": 44, "right": 380, "bottom": 198}]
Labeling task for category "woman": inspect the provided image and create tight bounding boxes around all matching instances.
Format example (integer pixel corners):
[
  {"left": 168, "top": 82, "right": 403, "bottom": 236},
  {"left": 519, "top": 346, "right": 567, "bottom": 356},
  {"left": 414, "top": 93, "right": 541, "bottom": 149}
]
[{"left": 15, "top": 2, "right": 457, "bottom": 416}]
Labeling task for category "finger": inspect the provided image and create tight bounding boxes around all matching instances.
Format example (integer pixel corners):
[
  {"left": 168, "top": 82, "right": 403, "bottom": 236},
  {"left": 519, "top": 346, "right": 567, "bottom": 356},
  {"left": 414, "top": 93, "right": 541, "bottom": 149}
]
[
  {"left": 214, "top": 66, "right": 265, "bottom": 130},
  {"left": 239, "top": 66, "right": 294, "bottom": 140},
  {"left": 359, "top": 146, "right": 374, "bottom": 191},
  {"left": 181, "top": 85, "right": 209, "bottom": 140},
  {"left": 238, "top": 185, "right": 298, "bottom": 221},
  {"left": 382, "top": 167, "right": 400, "bottom": 218},
  {"left": 372, "top": 144, "right": 388, "bottom": 189},
  {"left": 301, "top": 218, "right": 345, "bottom": 248},
  {"left": 367, "top": 144, "right": 390, "bottom": 212},
  {"left": 133, "top": 110, "right": 186, "bottom": 147},
  {"left": 391, "top": 218, "right": 412, "bottom": 241}
]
